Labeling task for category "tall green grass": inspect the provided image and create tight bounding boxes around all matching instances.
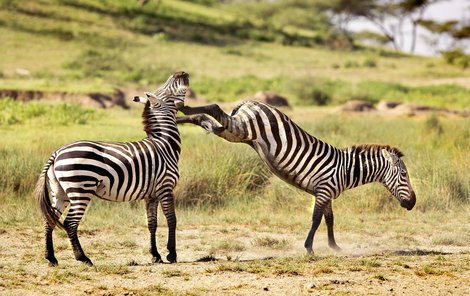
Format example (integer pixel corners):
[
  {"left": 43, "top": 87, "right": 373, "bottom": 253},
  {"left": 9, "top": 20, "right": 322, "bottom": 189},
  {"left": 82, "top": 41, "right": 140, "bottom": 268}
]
[{"left": 1, "top": 99, "right": 468, "bottom": 232}]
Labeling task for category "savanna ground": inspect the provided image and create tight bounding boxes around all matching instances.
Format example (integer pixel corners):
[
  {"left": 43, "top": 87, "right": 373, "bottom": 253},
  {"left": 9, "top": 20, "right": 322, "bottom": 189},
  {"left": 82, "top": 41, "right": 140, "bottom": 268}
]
[
  {"left": 1, "top": 1, "right": 470, "bottom": 295},
  {"left": 1, "top": 103, "right": 469, "bottom": 295}
]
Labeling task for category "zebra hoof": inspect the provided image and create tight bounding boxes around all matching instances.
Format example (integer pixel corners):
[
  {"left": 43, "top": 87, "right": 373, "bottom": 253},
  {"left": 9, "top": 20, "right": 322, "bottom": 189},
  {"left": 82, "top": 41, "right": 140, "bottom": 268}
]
[
  {"left": 166, "top": 253, "right": 177, "bottom": 263},
  {"left": 77, "top": 255, "right": 93, "bottom": 267},
  {"left": 152, "top": 256, "right": 163, "bottom": 264},
  {"left": 47, "top": 257, "right": 59, "bottom": 267},
  {"left": 329, "top": 243, "right": 342, "bottom": 252}
]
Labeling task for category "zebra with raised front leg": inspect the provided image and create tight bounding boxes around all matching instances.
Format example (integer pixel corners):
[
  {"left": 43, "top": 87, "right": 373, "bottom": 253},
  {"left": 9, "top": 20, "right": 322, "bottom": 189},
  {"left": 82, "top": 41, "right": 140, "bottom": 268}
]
[
  {"left": 36, "top": 71, "right": 189, "bottom": 266},
  {"left": 175, "top": 100, "right": 416, "bottom": 253}
]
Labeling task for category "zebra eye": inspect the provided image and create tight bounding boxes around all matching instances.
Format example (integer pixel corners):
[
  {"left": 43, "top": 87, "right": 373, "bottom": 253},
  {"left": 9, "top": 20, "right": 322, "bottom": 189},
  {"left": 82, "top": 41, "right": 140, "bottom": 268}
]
[{"left": 400, "top": 170, "right": 407, "bottom": 177}]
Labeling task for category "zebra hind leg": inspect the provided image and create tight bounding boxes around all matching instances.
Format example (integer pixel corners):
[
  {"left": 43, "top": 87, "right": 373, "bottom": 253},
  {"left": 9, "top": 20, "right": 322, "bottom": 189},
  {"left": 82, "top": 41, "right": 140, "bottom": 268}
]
[
  {"left": 44, "top": 173, "right": 70, "bottom": 266},
  {"left": 63, "top": 197, "right": 93, "bottom": 266},
  {"left": 160, "top": 191, "right": 177, "bottom": 263},
  {"left": 324, "top": 201, "right": 341, "bottom": 251},
  {"left": 304, "top": 200, "right": 327, "bottom": 254},
  {"left": 44, "top": 221, "right": 58, "bottom": 266},
  {"left": 146, "top": 198, "right": 162, "bottom": 263}
]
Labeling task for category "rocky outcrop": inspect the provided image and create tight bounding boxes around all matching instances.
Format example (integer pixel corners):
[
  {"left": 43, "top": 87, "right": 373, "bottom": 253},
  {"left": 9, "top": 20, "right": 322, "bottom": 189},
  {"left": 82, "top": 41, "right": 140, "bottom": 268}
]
[{"left": 254, "top": 91, "right": 289, "bottom": 107}]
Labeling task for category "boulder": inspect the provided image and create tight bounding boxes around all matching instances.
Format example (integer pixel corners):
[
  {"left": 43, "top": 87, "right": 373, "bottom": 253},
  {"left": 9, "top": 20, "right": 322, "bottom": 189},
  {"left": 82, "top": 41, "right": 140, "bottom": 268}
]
[
  {"left": 254, "top": 91, "right": 289, "bottom": 107},
  {"left": 185, "top": 87, "right": 197, "bottom": 100},
  {"left": 377, "top": 101, "right": 402, "bottom": 111},
  {"left": 341, "top": 100, "right": 375, "bottom": 112}
]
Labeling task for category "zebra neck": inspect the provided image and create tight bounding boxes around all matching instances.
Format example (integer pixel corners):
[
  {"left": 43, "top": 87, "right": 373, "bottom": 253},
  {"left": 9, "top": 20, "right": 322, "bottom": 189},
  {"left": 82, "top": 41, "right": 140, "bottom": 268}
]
[
  {"left": 146, "top": 128, "right": 181, "bottom": 154},
  {"left": 144, "top": 117, "right": 181, "bottom": 155},
  {"left": 344, "top": 148, "right": 388, "bottom": 189}
]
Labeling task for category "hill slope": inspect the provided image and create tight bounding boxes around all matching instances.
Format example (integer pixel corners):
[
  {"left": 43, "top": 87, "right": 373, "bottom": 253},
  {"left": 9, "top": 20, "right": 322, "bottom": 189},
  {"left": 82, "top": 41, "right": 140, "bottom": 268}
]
[{"left": 0, "top": 0, "right": 469, "bottom": 108}]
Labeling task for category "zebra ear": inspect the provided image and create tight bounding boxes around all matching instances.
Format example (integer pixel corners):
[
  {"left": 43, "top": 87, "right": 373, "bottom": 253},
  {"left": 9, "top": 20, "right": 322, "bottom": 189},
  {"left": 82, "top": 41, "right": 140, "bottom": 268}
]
[
  {"left": 133, "top": 96, "right": 148, "bottom": 104},
  {"left": 145, "top": 92, "right": 158, "bottom": 104},
  {"left": 382, "top": 149, "right": 398, "bottom": 164}
]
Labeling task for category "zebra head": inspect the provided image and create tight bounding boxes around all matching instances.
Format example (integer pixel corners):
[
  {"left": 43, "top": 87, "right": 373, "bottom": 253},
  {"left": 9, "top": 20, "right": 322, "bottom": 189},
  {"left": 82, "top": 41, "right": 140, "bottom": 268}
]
[
  {"left": 153, "top": 71, "right": 189, "bottom": 112},
  {"left": 133, "top": 71, "right": 189, "bottom": 111},
  {"left": 381, "top": 149, "right": 416, "bottom": 211}
]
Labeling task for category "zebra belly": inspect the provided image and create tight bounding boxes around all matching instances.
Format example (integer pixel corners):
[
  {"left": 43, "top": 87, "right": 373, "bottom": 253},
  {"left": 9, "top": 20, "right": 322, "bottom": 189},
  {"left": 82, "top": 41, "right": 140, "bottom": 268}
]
[{"left": 252, "top": 142, "right": 315, "bottom": 194}]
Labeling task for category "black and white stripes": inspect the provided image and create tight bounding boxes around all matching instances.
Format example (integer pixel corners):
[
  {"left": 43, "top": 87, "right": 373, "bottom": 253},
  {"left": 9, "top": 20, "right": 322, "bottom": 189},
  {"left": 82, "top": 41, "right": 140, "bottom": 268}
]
[
  {"left": 177, "top": 100, "right": 416, "bottom": 253},
  {"left": 36, "top": 72, "right": 189, "bottom": 266}
]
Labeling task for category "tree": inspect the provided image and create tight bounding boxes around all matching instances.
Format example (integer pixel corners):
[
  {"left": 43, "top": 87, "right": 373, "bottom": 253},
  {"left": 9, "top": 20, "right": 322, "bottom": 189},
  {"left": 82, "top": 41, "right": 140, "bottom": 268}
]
[{"left": 329, "top": 0, "right": 447, "bottom": 53}]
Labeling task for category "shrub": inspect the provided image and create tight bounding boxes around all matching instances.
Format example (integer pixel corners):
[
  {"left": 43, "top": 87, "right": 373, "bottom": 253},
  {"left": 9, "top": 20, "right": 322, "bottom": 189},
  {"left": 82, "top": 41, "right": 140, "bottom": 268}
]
[
  {"left": 0, "top": 98, "right": 95, "bottom": 126},
  {"left": 344, "top": 60, "right": 360, "bottom": 68},
  {"left": 363, "top": 58, "right": 377, "bottom": 68},
  {"left": 441, "top": 49, "right": 470, "bottom": 69}
]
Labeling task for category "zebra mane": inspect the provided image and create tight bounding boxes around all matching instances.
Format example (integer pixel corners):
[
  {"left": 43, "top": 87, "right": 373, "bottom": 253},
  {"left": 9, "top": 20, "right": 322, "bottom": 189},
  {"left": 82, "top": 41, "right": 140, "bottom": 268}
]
[
  {"left": 231, "top": 101, "right": 247, "bottom": 116},
  {"left": 141, "top": 100, "right": 173, "bottom": 136},
  {"left": 350, "top": 144, "right": 404, "bottom": 158}
]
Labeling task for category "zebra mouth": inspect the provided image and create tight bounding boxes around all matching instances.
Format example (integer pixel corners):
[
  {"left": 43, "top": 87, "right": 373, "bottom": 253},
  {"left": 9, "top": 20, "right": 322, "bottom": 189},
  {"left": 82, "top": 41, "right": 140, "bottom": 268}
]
[
  {"left": 400, "top": 192, "right": 416, "bottom": 211},
  {"left": 173, "top": 71, "right": 189, "bottom": 86}
]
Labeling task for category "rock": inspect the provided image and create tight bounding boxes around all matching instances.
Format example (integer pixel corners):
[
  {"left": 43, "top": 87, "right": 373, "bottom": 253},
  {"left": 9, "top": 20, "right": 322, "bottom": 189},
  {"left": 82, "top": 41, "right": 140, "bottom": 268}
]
[
  {"left": 341, "top": 100, "right": 375, "bottom": 112},
  {"left": 185, "top": 88, "right": 197, "bottom": 100},
  {"left": 377, "top": 101, "right": 402, "bottom": 111},
  {"left": 15, "top": 68, "right": 31, "bottom": 77},
  {"left": 254, "top": 91, "right": 289, "bottom": 107}
]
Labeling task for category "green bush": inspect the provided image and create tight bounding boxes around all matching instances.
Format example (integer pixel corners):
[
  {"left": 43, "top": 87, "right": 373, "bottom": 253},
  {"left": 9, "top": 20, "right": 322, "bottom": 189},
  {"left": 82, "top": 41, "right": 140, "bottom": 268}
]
[
  {"left": 363, "top": 58, "right": 377, "bottom": 68},
  {"left": 0, "top": 98, "right": 95, "bottom": 126},
  {"left": 441, "top": 49, "right": 470, "bottom": 69}
]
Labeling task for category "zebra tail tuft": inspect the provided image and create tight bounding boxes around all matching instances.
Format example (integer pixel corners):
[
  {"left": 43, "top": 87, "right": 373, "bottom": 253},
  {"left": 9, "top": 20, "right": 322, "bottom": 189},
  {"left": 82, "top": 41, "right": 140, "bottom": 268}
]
[{"left": 35, "top": 158, "right": 65, "bottom": 230}]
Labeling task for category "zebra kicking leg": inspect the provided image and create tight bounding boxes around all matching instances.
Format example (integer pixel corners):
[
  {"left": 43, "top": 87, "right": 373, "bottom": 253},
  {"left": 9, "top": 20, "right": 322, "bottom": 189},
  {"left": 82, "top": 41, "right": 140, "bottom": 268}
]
[
  {"left": 160, "top": 190, "right": 177, "bottom": 263},
  {"left": 178, "top": 104, "right": 232, "bottom": 130},
  {"left": 63, "top": 197, "right": 93, "bottom": 266},
  {"left": 176, "top": 114, "right": 225, "bottom": 134},
  {"left": 324, "top": 201, "right": 341, "bottom": 252},
  {"left": 304, "top": 198, "right": 328, "bottom": 254},
  {"left": 176, "top": 113, "right": 248, "bottom": 143},
  {"left": 145, "top": 197, "right": 163, "bottom": 263}
]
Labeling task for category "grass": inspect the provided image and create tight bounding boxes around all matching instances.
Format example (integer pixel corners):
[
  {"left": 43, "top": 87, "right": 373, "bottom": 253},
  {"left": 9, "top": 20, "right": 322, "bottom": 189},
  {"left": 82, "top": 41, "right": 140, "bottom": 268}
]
[
  {"left": 1, "top": 100, "right": 469, "bottom": 231},
  {"left": 0, "top": 2, "right": 469, "bottom": 292},
  {"left": 252, "top": 236, "right": 290, "bottom": 250},
  {"left": 1, "top": 1, "right": 469, "bottom": 108}
]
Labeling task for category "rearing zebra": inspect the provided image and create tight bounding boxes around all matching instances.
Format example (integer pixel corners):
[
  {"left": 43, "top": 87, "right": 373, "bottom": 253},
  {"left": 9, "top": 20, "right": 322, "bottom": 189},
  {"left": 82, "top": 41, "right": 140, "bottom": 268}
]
[
  {"left": 176, "top": 100, "right": 416, "bottom": 253},
  {"left": 36, "top": 71, "right": 189, "bottom": 266}
]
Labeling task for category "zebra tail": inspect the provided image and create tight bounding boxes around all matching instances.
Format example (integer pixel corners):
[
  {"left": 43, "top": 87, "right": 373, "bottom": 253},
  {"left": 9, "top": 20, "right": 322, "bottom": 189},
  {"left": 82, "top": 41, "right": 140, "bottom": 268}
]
[{"left": 35, "top": 156, "right": 65, "bottom": 230}]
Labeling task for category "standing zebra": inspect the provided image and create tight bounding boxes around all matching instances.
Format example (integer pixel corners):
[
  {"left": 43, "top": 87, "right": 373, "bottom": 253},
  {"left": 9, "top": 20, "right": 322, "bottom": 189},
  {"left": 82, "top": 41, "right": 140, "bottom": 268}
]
[
  {"left": 36, "top": 71, "right": 189, "bottom": 266},
  {"left": 176, "top": 100, "right": 416, "bottom": 253}
]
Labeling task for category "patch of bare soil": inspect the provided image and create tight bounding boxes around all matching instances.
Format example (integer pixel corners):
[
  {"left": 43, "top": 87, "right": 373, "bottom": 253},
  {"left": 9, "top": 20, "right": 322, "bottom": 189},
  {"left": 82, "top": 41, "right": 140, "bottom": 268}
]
[{"left": 1, "top": 224, "right": 469, "bottom": 295}]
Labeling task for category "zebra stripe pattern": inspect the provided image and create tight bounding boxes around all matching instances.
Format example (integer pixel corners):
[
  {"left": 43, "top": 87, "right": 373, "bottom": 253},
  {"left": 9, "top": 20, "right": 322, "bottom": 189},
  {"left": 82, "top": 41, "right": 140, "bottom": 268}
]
[
  {"left": 36, "top": 71, "right": 189, "bottom": 266},
  {"left": 176, "top": 100, "right": 416, "bottom": 253}
]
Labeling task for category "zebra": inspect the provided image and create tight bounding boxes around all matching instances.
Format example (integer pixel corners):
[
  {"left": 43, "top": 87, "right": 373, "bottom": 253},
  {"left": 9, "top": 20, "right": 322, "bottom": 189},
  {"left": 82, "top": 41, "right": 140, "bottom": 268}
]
[
  {"left": 175, "top": 100, "right": 416, "bottom": 253},
  {"left": 36, "top": 71, "right": 189, "bottom": 266}
]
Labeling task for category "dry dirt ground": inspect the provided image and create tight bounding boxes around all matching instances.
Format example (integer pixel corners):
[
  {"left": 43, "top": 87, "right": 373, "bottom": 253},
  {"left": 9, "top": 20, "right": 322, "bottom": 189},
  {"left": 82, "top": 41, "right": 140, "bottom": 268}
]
[{"left": 1, "top": 223, "right": 469, "bottom": 296}]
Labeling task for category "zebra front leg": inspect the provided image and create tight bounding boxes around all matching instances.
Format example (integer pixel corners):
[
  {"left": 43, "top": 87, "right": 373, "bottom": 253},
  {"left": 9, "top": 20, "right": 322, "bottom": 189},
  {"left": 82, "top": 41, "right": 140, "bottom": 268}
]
[
  {"left": 304, "top": 198, "right": 327, "bottom": 254},
  {"left": 160, "top": 190, "right": 177, "bottom": 263},
  {"left": 64, "top": 198, "right": 93, "bottom": 266},
  {"left": 324, "top": 201, "right": 341, "bottom": 251},
  {"left": 146, "top": 198, "right": 162, "bottom": 263}
]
